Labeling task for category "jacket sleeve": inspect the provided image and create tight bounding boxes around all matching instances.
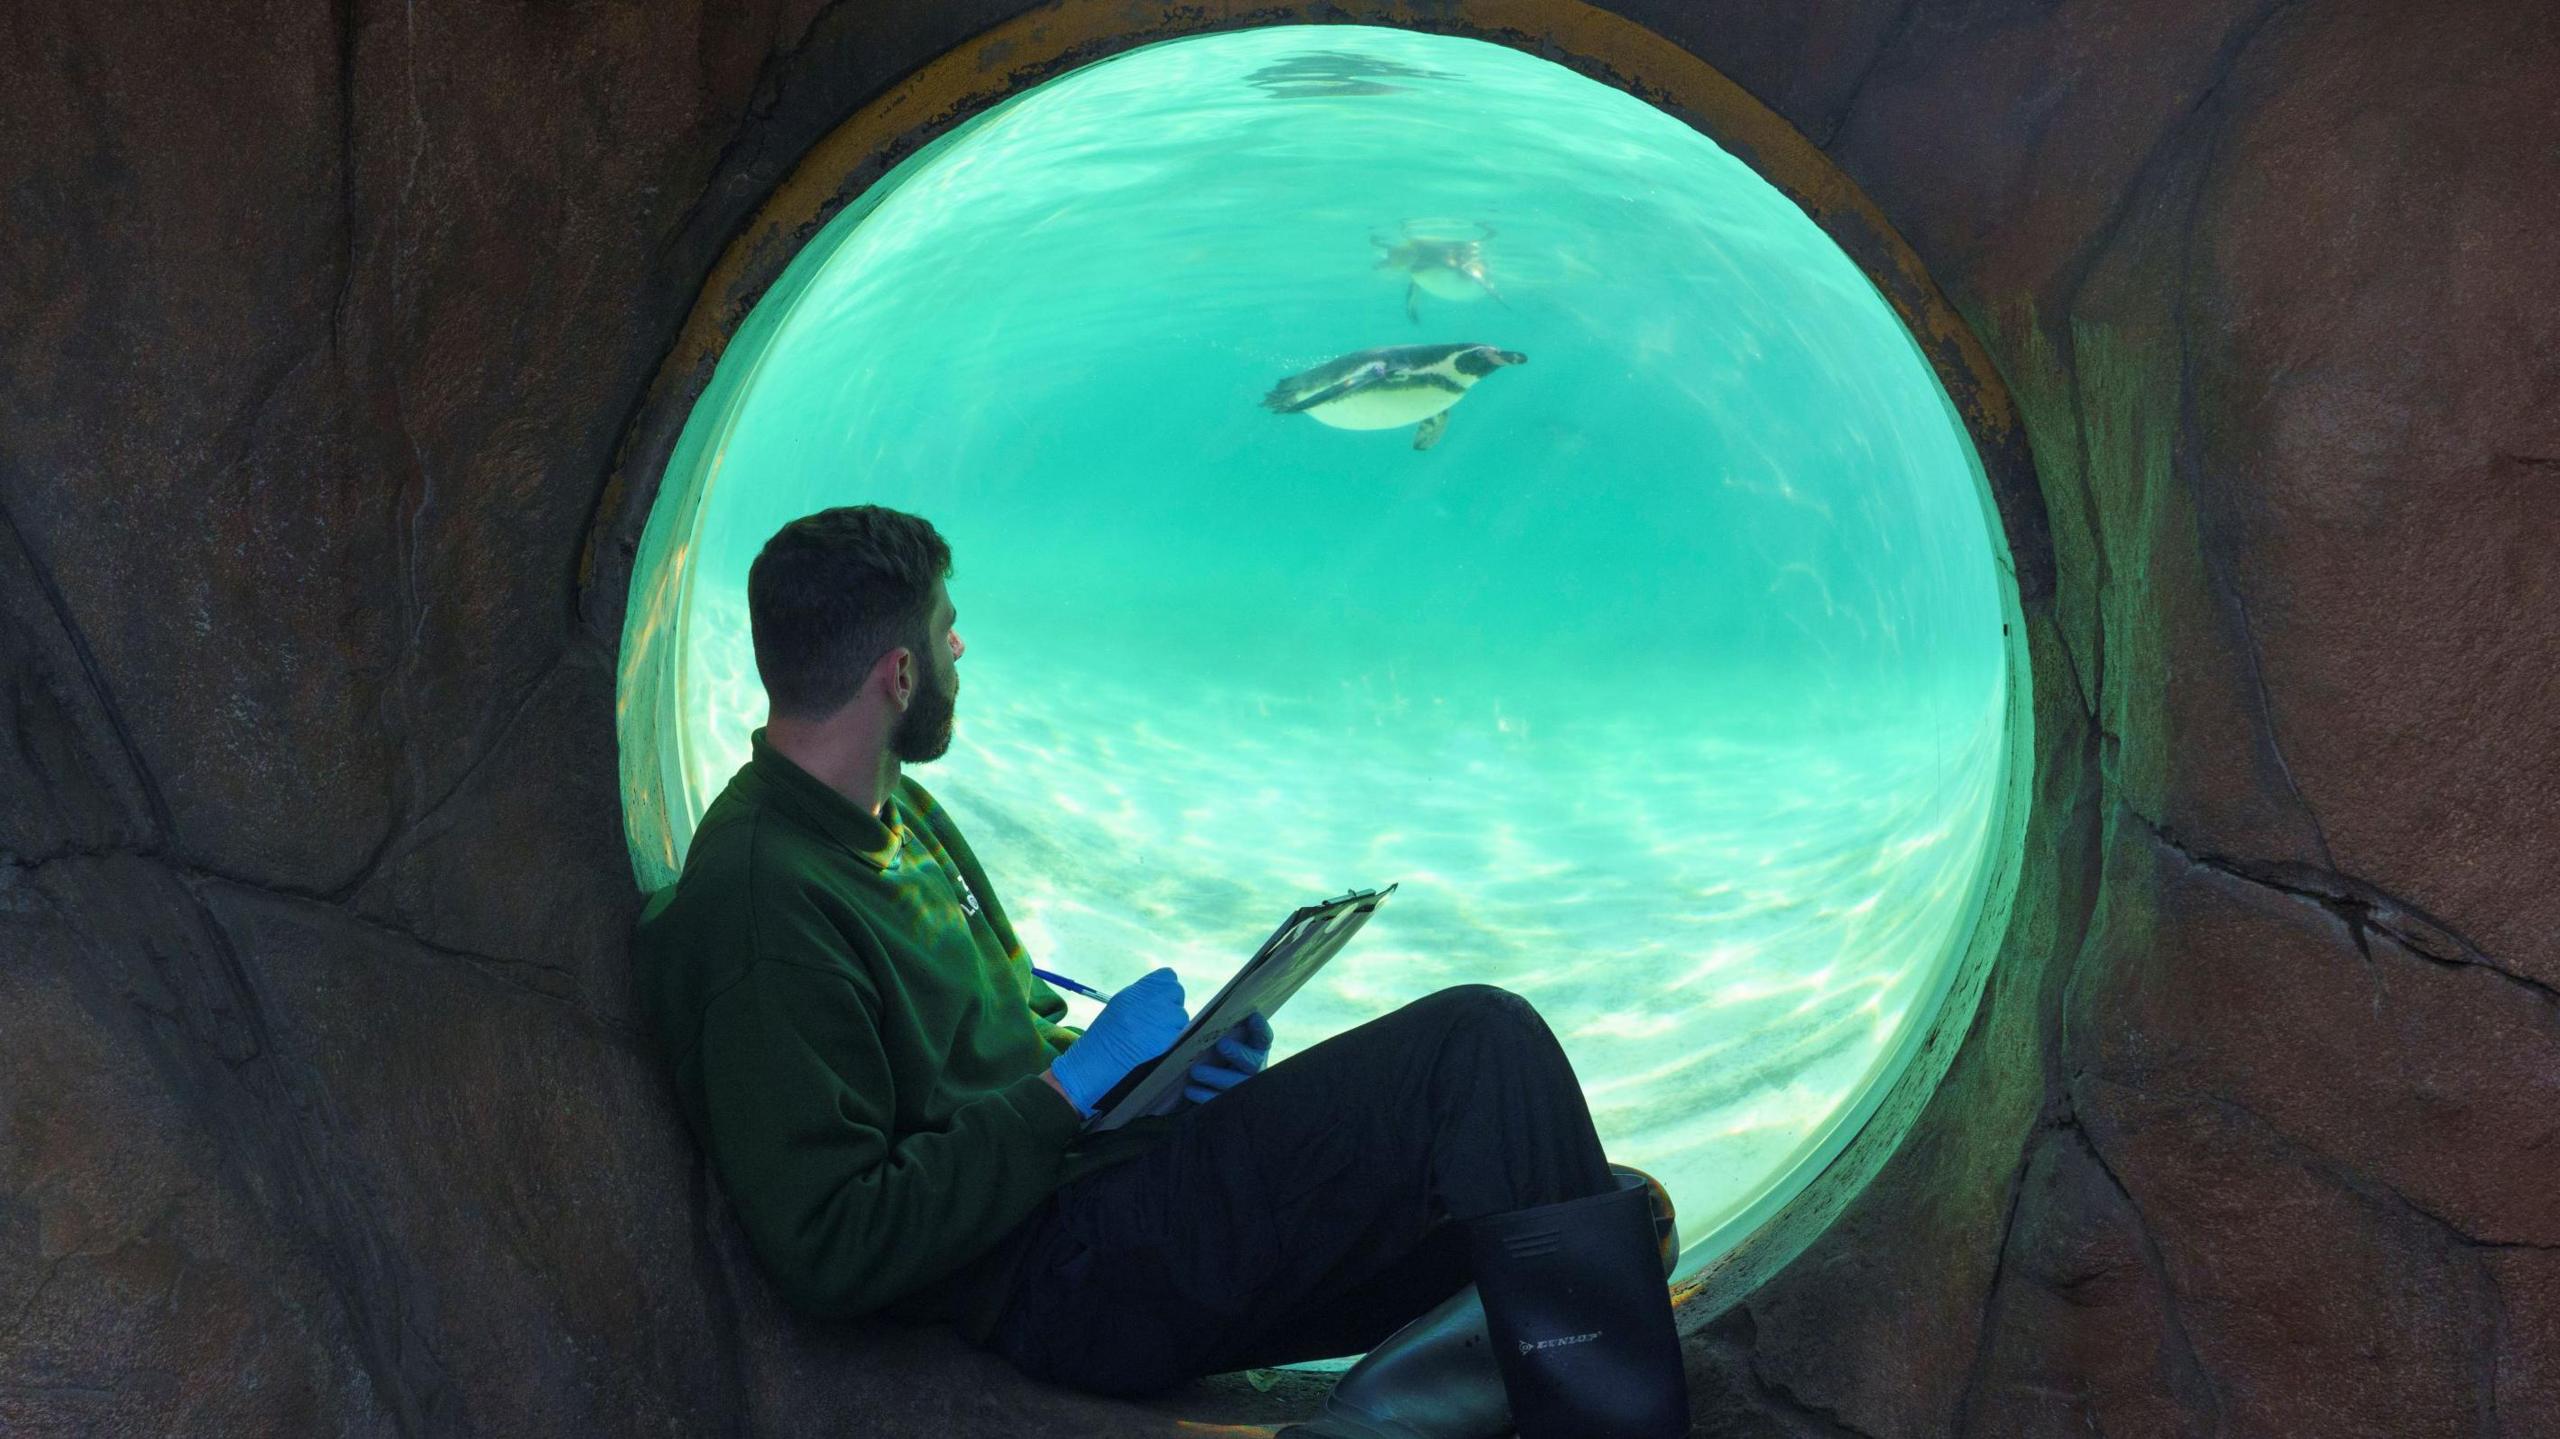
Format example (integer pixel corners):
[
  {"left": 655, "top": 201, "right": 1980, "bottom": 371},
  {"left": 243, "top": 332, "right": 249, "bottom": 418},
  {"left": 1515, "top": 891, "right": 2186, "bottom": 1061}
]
[
  {"left": 1031, "top": 981, "right": 1083, "bottom": 1057},
  {"left": 695, "top": 943, "right": 1081, "bottom": 1320}
]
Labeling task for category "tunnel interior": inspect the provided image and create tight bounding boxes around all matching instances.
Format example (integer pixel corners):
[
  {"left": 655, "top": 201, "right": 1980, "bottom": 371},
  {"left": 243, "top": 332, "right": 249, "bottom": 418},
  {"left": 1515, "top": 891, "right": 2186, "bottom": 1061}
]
[{"left": 618, "top": 24, "right": 2029, "bottom": 1291}]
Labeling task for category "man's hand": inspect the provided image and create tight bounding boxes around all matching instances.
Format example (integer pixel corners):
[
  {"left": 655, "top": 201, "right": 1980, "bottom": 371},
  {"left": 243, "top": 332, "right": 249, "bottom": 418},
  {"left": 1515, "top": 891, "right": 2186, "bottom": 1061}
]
[
  {"left": 1047, "top": 967, "right": 1189, "bottom": 1117},
  {"left": 1181, "top": 1012, "right": 1273, "bottom": 1107}
]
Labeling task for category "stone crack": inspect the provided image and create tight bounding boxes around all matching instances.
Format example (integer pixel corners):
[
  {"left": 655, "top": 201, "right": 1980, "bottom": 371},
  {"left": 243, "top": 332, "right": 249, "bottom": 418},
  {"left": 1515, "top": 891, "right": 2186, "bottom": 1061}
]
[
  {"left": 2145, "top": 818, "right": 2556, "bottom": 1007},
  {"left": 2086, "top": 1072, "right": 2558, "bottom": 1255},
  {"left": 0, "top": 490, "right": 175, "bottom": 843},
  {"left": 343, "top": 644, "right": 576, "bottom": 905},
  {"left": 1947, "top": 1145, "right": 2034, "bottom": 1438},
  {"left": 2059, "top": 1104, "right": 2227, "bottom": 1433},
  {"left": 2081, "top": 1071, "right": 2535, "bottom": 1429},
  {"left": 7, "top": 844, "right": 625, "bottom": 1036},
  {"left": 2050, "top": 0, "right": 2308, "bottom": 327},
  {"left": 1814, "top": 0, "right": 1924, "bottom": 152},
  {"left": 2160, "top": 0, "right": 2338, "bottom": 876}
]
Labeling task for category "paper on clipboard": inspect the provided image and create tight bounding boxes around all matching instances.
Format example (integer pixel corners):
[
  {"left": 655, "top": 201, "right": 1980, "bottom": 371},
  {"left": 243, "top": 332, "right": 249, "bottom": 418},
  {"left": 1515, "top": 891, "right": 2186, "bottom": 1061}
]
[{"left": 1085, "top": 884, "right": 1396, "bottom": 1132}]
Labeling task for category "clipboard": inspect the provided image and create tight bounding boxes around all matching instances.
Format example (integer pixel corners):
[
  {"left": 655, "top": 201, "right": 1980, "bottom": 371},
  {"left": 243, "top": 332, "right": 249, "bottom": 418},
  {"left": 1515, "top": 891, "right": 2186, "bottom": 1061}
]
[{"left": 1086, "top": 883, "right": 1397, "bottom": 1132}]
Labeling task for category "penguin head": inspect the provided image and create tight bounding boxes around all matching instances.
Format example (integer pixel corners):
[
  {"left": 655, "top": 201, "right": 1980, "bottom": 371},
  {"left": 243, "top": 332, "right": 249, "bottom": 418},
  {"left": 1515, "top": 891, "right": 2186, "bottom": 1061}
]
[{"left": 1456, "top": 346, "right": 1528, "bottom": 377}]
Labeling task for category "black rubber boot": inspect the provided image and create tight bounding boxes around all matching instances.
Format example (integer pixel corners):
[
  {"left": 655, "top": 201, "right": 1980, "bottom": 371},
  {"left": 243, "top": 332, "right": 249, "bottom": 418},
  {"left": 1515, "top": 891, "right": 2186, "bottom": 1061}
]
[
  {"left": 1461, "top": 1170, "right": 1688, "bottom": 1438},
  {"left": 1275, "top": 1166, "right": 1678, "bottom": 1439}
]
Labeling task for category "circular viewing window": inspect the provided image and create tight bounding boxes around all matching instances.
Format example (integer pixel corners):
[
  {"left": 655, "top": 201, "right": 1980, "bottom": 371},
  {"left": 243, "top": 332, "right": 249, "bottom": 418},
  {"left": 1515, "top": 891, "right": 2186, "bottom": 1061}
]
[{"left": 619, "top": 24, "right": 2024, "bottom": 1283}]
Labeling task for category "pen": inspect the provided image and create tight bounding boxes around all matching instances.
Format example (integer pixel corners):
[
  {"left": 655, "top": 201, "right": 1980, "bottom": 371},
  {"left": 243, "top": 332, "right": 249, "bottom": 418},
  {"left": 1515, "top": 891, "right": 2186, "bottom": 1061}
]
[{"left": 1031, "top": 966, "right": 1111, "bottom": 1002}]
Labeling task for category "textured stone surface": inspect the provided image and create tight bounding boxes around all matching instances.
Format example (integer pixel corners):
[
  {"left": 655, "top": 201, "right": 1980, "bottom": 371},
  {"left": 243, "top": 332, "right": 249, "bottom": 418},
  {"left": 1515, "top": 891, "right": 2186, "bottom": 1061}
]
[
  {"left": 2085, "top": 832, "right": 2560, "bottom": 1250},
  {"left": 3, "top": 0, "right": 2555, "bottom": 1435},
  {"left": 2489, "top": 1250, "right": 2560, "bottom": 1425},
  {"left": 1954, "top": 1122, "right": 2209, "bottom": 1438},
  {"left": 0, "top": 0, "right": 400, "bottom": 893},
  {"left": 2190, "top": 0, "right": 2560, "bottom": 982},
  {"left": 2081, "top": 1075, "right": 2493, "bottom": 1437},
  {"left": 0, "top": 857, "right": 391, "bottom": 1435}
]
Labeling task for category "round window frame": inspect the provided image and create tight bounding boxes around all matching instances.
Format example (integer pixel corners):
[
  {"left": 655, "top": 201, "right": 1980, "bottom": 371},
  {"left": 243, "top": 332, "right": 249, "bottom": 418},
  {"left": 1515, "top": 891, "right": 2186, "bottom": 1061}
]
[{"left": 581, "top": 0, "right": 2048, "bottom": 1328}]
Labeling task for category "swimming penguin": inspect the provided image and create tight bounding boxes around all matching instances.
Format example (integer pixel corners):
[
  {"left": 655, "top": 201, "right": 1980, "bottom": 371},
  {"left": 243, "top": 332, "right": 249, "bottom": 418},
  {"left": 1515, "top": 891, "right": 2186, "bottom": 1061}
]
[
  {"left": 1373, "top": 223, "right": 1507, "bottom": 322},
  {"left": 1262, "top": 343, "right": 1527, "bottom": 450}
]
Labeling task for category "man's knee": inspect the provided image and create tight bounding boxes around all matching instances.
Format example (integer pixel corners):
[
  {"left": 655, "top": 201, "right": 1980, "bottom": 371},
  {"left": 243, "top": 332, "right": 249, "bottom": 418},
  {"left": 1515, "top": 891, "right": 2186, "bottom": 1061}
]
[{"left": 1409, "top": 983, "right": 1555, "bottom": 1047}]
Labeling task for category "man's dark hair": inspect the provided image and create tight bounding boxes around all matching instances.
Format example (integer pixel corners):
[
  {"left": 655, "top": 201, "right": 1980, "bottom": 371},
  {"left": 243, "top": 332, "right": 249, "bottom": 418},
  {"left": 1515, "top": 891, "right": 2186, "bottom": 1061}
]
[{"left": 748, "top": 506, "right": 952, "bottom": 720}]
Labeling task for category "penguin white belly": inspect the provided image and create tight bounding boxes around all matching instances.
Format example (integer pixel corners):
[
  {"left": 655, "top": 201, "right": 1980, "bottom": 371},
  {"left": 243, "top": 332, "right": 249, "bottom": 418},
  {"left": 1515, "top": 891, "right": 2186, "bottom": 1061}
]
[
  {"left": 1413, "top": 269, "right": 1487, "bottom": 302},
  {"left": 1306, "top": 384, "right": 1462, "bottom": 431}
]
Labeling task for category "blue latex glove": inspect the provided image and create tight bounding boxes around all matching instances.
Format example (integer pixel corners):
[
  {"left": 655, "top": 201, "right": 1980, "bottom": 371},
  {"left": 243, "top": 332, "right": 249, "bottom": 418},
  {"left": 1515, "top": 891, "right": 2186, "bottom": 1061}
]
[
  {"left": 1182, "top": 1012, "right": 1273, "bottom": 1106},
  {"left": 1048, "top": 967, "right": 1189, "bottom": 1117}
]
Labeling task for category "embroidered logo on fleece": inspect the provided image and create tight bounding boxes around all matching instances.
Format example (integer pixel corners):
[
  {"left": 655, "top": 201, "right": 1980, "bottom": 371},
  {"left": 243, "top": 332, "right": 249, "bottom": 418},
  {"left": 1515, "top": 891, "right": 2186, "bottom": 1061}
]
[{"left": 1518, "top": 1330, "right": 1602, "bottom": 1354}]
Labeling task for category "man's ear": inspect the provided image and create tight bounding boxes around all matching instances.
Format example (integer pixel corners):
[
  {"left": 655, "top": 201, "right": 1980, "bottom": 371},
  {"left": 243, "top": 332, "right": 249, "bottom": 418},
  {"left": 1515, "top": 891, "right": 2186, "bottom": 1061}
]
[{"left": 871, "top": 645, "right": 916, "bottom": 709}]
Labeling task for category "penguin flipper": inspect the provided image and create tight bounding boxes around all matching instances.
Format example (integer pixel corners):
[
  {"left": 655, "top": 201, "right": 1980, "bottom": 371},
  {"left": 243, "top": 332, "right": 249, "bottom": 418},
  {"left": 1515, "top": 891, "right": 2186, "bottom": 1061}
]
[
  {"left": 1265, "top": 364, "right": 1379, "bottom": 416},
  {"left": 1413, "top": 411, "right": 1450, "bottom": 450},
  {"left": 1405, "top": 280, "right": 1420, "bottom": 324}
]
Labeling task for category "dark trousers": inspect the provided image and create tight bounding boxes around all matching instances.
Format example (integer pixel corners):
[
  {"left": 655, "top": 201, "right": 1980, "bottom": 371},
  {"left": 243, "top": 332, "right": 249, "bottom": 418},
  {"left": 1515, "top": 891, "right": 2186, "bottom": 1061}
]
[{"left": 981, "top": 984, "right": 1614, "bottom": 1397}]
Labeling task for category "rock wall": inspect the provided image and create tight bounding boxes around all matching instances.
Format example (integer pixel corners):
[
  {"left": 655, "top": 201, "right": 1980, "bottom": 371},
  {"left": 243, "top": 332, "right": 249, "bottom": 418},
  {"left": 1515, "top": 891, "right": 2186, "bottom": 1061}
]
[{"left": 2, "top": 2, "right": 2551, "bottom": 1435}]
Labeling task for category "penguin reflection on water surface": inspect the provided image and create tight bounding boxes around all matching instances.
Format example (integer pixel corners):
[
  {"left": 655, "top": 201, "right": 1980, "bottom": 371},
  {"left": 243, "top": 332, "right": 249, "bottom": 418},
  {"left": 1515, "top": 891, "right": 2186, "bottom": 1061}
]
[
  {"left": 1373, "top": 223, "right": 1507, "bottom": 322},
  {"left": 1244, "top": 48, "right": 1457, "bottom": 100},
  {"left": 1262, "top": 343, "right": 1527, "bottom": 451}
]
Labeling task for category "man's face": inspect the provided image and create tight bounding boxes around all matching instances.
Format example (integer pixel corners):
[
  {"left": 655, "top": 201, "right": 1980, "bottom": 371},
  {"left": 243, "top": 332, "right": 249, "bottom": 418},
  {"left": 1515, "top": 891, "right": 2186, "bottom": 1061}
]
[{"left": 891, "top": 582, "right": 964, "bottom": 763}]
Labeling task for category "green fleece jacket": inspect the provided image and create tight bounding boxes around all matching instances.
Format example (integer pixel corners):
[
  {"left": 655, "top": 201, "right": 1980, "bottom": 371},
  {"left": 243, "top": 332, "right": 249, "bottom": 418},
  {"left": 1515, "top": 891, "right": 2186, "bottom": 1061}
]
[{"left": 631, "top": 730, "right": 1165, "bottom": 1339}]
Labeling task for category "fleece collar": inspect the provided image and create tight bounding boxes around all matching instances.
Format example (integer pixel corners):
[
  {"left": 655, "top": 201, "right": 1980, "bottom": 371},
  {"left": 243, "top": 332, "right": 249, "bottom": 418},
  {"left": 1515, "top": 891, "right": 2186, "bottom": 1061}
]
[{"left": 747, "top": 728, "right": 904, "bottom": 870}]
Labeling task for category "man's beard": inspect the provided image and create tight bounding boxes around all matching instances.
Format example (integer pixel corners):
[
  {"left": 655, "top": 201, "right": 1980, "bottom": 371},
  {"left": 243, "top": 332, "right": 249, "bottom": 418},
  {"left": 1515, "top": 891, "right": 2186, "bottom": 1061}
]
[{"left": 891, "top": 665, "right": 956, "bottom": 763}]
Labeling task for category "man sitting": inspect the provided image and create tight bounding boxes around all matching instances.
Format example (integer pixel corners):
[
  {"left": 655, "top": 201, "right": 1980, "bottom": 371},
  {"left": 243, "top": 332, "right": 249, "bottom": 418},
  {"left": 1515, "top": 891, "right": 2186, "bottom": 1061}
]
[{"left": 631, "top": 505, "right": 1687, "bottom": 1436}]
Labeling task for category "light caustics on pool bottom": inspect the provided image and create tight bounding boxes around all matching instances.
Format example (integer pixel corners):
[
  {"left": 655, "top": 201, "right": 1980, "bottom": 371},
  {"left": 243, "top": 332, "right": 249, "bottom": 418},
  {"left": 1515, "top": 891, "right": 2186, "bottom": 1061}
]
[{"left": 623, "top": 25, "right": 2020, "bottom": 1278}]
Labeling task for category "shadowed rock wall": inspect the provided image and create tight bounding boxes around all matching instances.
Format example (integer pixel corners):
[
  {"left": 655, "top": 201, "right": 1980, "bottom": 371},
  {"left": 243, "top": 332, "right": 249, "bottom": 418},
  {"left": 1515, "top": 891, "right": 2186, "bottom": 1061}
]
[{"left": 2, "top": 2, "right": 2551, "bottom": 1435}]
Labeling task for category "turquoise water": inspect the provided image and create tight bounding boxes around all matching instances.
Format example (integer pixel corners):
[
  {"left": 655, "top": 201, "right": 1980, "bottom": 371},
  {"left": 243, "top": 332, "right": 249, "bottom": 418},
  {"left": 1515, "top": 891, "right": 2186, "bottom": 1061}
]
[{"left": 622, "top": 26, "right": 2019, "bottom": 1283}]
